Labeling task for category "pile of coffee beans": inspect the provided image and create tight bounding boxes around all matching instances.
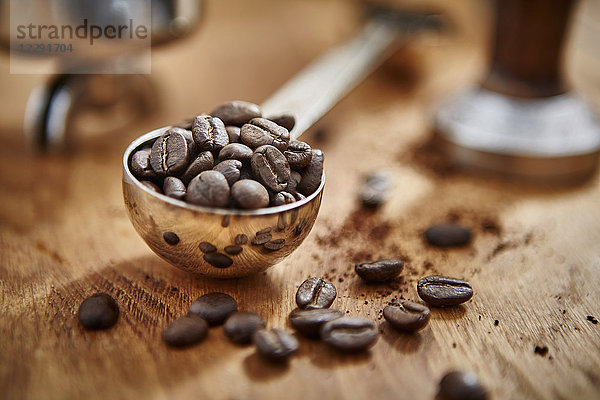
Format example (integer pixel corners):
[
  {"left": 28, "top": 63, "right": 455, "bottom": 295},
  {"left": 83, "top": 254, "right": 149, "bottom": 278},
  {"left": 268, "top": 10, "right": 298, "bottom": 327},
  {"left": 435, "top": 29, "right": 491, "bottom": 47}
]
[{"left": 129, "top": 100, "right": 324, "bottom": 209}]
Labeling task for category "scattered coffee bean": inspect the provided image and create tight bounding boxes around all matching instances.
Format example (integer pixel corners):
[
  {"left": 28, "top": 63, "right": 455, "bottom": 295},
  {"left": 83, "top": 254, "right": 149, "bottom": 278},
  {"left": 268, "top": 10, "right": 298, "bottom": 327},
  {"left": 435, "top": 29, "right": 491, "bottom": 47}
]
[
  {"left": 162, "top": 315, "right": 209, "bottom": 348},
  {"left": 268, "top": 114, "right": 295, "bottom": 131},
  {"left": 296, "top": 277, "right": 337, "bottom": 310},
  {"left": 283, "top": 140, "right": 312, "bottom": 169},
  {"left": 424, "top": 223, "right": 472, "bottom": 247},
  {"left": 163, "top": 231, "right": 180, "bottom": 245},
  {"left": 150, "top": 130, "right": 189, "bottom": 176},
  {"left": 320, "top": 317, "right": 378, "bottom": 352},
  {"left": 213, "top": 160, "right": 243, "bottom": 186},
  {"left": 437, "top": 371, "right": 488, "bottom": 400},
  {"left": 355, "top": 258, "right": 403, "bottom": 283},
  {"left": 224, "top": 245, "right": 243, "bottom": 255},
  {"left": 141, "top": 180, "right": 162, "bottom": 193},
  {"left": 271, "top": 191, "right": 296, "bottom": 206},
  {"left": 187, "top": 170, "right": 230, "bottom": 207},
  {"left": 192, "top": 114, "right": 229, "bottom": 151},
  {"left": 417, "top": 276, "right": 473, "bottom": 307},
  {"left": 298, "top": 149, "right": 324, "bottom": 196},
  {"left": 199, "top": 242, "right": 217, "bottom": 253},
  {"left": 383, "top": 301, "right": 430, "bottom": 332},
  {"left": 219, "top": 143, "right": 253, "bottom": 161},
  {"left": 78, "top": 292, "right": 120, "bottom": 330},
  {"left": 224, "top": 311, "right": 266, "bottom": 344},
  {"left": 188, "top": 292, "right": 238, "bottom": 326},
  {"left": 359, "top": 171, "right": 392, "bottom": 208},
  {"left": 241, "top": 118, "right": 290, "bottom": 151},
  {"left": 231, "top": 179, "right": 270, "bottom": 209},
  {"left": 179, "top": 151, "right": 214, "bottom": 185},
  {"left": 289, "top": 309, "right": 344, "bottom": 339},
  {"left": 211, "top": 101, "right": 262, "bottom": 126},
  {"left": 130, "top": 148, "right": 158, "bottom": 181},
  {"left": 252, "top": 232, "right": 272, "bottom": 245},
  {"left": 225, "top": 126, "right": 241, "bottom": 143},
  {"left": 253, "top": 328, "right": 299, "bottom": 362},
  {"left": 235, "top": 234, "right": 248, "bottom": 245},
  {"left": 163, "top": 176, "right": 186, "bottom": 200},
  {"left": 251, "top": 145, "right": 291, "bottom": 192},
  {"left": 203, "top": 252, "right": 233, "bottom": 268},
  {"left": 264, "top": 239, "right": 285, "bottom": 251}
]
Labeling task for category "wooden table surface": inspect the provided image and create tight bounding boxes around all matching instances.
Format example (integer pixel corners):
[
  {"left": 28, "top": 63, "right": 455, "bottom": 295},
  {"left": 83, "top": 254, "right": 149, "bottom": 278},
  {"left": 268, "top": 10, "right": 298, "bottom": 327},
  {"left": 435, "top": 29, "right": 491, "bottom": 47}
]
[{"left": 1, "top": 1, "right": 599, "bottom": 399}]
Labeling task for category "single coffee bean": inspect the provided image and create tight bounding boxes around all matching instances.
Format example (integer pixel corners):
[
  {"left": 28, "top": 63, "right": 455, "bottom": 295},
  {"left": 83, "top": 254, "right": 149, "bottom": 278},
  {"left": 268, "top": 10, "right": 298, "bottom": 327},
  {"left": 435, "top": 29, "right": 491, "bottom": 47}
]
[
  {"left": 437, "top": 371, "right": 488, "bottom": 400},
  {"left": 141, "top": 180, "right": 162, "bottom": 194},
  {"left": 283, "top": 140, "right": 312, "bottom": 169},
  {"left": 287, "top": 171, "right": 302, "bottom": 193},
  {"left": 253, "top": 328, "right": 299, "bottom": 362},
  {"left": 189, "top": 292, "right": 238, "bottom": 326},
  {"left": 224, "top": 311, "right": 266, "bottom": 344},
  {"left": 297, "top": 149, "right": 324, "bottom": 196},
  {"left": 296, "top": 277, "right": 337, "bottom": 309},
  {"left": 268, "top": 114, "right": 295, "bottom": 131},
  {"left": 292, "top": 191, "right": 306, "bottom": 201},
  {"left": 383, "top": 301, "right": 430, "bottom": 332},
  {"left": 235, "top": 234, "right": 248, "bottom": 245},
  {"left": 271, "top": 191, "right": 296, "bottom": 206},
  {"left": 251, "top": 145, "right": 291, "bottom": 192},
  {"left": 218, "top": 143, "right": 253, "bottom": 161},
  {"left": 192, "top": 114, "right": 229, "bottom": 151},
  {"left": 203, "top": 252, "right": 233, "bottom": 268},
  {"left": 186, "top": 170, "right": 230, "bottom": 207},
  {"left": 224, "top": 245, "right": 243, "bottom": 255},
  {"left": 162, "top": 315, "right": 209, "bottom": 348},
  {"left": 78, "top": 293, "right": 120, "bottom": 330},
  {"left": 263, "top": 239, "right": 285, "bottom": 251},
  {"left": 417, "top": 276, "right": 473, "bottom": 307},
  {"left": 230, "top": 179, "right": 269, "bottom": 209},
  {"left": 211, "top": 100, "right": 262, "bottom": 126},
  {"left": 130, "top": 148, "right": 158, "bottom": 181},
  {"left": 170, "top": 127, "right": 198, "bottom": 158},
  {"left": 163, "top": 176, "right": 186, "bottom": 200},
  {"left": 213, "top": 160, "right": 243, "bottom": 186},
  {"left": 241, "top": 118, "right": 290, "bottom": 151},
  {"left": 424, "top": 223, "right": 472, "bottom": 247},
  {"left": 257, "top": 227, "right": 272, "bottom": 235},
  {"left": 150, "top": 130, "right": 190, "bottom": 176},
  {"left": 199, "top": 242, "right": 216, "bottom": 253},
  {"left": 179, "top": 151, "right": 214, "bottom": 185},
  {"left": 226, "top": 126, "right": 241, "bottom": 143},
  {"left": 354, "top": 258, "right": 403, "bottom": 283},
  {"left": 163, "top": 231, "right": 180, "bottom": 245},
  {"left": 359, "top": 171, "right": 393, "bottom": 209},
  {"left": 289, "top": 308, "right": 344, "bottom": 339},
  {"left": 320, "top": 317, "right": 378, "bottom": 352}
]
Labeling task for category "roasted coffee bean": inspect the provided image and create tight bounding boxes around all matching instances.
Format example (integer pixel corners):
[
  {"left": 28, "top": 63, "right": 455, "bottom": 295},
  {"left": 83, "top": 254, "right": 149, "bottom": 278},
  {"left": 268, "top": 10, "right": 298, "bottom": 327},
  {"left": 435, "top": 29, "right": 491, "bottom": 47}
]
[
  {"left": 271, "top": 191, "right": 296, "bottom": 206},
  {"left": 163, "top": 232, "right": 180, "bottom": 245},
  {"left": 78, "top": 293, "right": 119, "bottom": 330},
  {"left": 150, "top": 130, "right": 189, "bottom": 176},
  {"left": 235, "top": 234, "right": 248, "bottom": 245},
  {"left": 231, "top": 179, "right": 269, "bottom": 209},
  {"left": 218, "top": 143, "right": 253, "bottom": 161},
  {"left": 226, "top": 126, "right": 241, "bottom": 143},
  {"left": 203, "top": 252, "right": 233, "bottom": 268},
  {"left": 257, "top": 227, "right": 272, "bottom": 235},
  {"left": 186, "top": 170, "right": 230, "bottom": 207},
  {"left": 211, "top": 101, "right": 262, "bottom": 126},
  {"left": 293, "top": 191, "right": 306, "bottom": 201},
  {"left": 192, "top": 114, "right": 229, "bottom": 151},
  {"left": 163, "top": 176, "right": 186, "bottom": 200},
  {"left": 283, "top": 140, "right": 312, "bottom": 169},
  {"left": 354, "top": 258, "right": 403, "bottom": 283},
  {"left": 424, "top": 223, "right": 472, "bottom": 247},
  {"left": 252, "top": 232, "right": 272, "bottom": 245},
  {"left": 296, "top": 277, "right": 337, "bottom": 309},
  {"left": 170, "top": 127, "right": 198, "bottom": 158},
  {"left": 141, "top": 180, "right": 162, "bottom": 193},
  {"left": 268, "top": 114, "right": 295, "bottom": 131},
  {"left": 264, "top": 239, "right": 285, "bottom": 251},
  {"left": 224, "top": 311, "right": 266, "bottom": 344},
  {"left": 224, "top": 245, "right": 243, "bottom": 255},
  {"left": 188, "top": 292, "right": 238, "bottom": 326},
  {"left": 437, "top": 371, "right": 488, "bottom": 400},
  {"left": 162, "top": 315, "right": 208, "bottom": 348},
  {"left": 251, "top": 145, "right": 291, "bottom": 192},
  {"left": 179, "top": 151, "right": 214, "bottom": 185},
  {"left": 289, "top": 309, "right": 344, "bottom": 339},
  {"left": 320, "top": 317, "right": 378, "bottom": 352},
  {"left": 287, "top": 171, "right": 302, "bottom": 193},
  {"left": 417, "top": 275, "right": 473, "bottom": 307},
  {"left": 383, "top": 301, "right": 430, "bottom": 332},
  {"left": 359, "top": 171, "right": 392, "bottom": 209},
  {"left": 130, "top": 148, "right": 158, "bottom": 180},
  {"left": 199, "top": 242, "right": 217, "bottom": 253},
  {"left": 241, "top": 118, "right": 290, "bottom": 151},
  {"left": 213, "top": 160, "right": 243, "bottom": 186},
  {"left": 253, "top": 328, "right": 299, "bottom": 362},
  {"left": 298, "top": 149, "right": 324, "bottom": 196}
]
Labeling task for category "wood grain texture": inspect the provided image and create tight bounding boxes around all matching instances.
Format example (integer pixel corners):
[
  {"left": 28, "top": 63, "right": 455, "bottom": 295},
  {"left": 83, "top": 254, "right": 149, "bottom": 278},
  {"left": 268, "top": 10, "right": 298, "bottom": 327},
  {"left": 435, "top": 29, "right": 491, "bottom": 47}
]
[{"left": 1, "top": 1, "right": 599, "bottom": 399}]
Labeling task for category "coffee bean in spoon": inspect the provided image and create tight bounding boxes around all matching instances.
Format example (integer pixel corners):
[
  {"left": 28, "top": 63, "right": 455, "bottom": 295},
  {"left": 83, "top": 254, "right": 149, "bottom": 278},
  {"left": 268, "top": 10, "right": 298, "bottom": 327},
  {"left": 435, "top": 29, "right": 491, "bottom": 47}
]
[
  {"left": 437, "top": 371, "right": 488, "bottom": 400},
  {"left": 163, "top": 176, "right": 186, "bottom": 200},
  {"left": 188, "top": 292, "right": 238, "bottom": 326},
  {"left": 231, "top": 179, "right": 270, "bottom": 209},
  {"left": 130, "top": 148, "right": 158, "bottom": 181},
  {"left": 424, "top": 223, "right": 472, "bottom": 247},
  {"left": 170, "top": 127, "right": 198, "bottom": 158},
  {"left": 383, "top": 301, "right": 430, "bottom": 332},
  {"left": 287, "top": 171, "right": 302, "bottom": 193},
  {"left": 296, "top": 277, "right": 337, "bottom": 310},
  {"left": 211, "top": 100, "right": 262, "bottom": 126},
  {"left": 320, "top": 317, "right": 378, "bottom": 352},
  {"left": 179, "top": 151, "right": 214, "bottom": 185},
  {"left": 417, "top": 275, "right": 473, "bottom": 307},
  {"left": 271, "top": 191, "right": 296, "bottom": 206},
  {"left": 268, "top": 114, "right": 295, "bottom": 131},
  {"left": 283, "top": 140, "right": 312, "bottom": 169},
  {"left": 297, "top": 149, "right": 324, "bottom": 196},
  {"left": 225, "top": 126, "right": 241, "bottom": 143},
  {"left": 150, "top": 129, "right": 189, "bottom": 177},
  {"left": 251, "top": 145, "right": 291, "bottom": 192},
  {"left": 218, "top": 143, "right": 253, "bottom": 162},
  {"left": 78, "top": 292, "right": 120, "bottom": 330},
  {"left": 186, "top": 170, "right": 230, "bottom": 207},
  {"left": 354, "top": 258, "right": 403, "bottom": 283},
  {"left": 224, "top": 311, "right": 266, "bottom": 344},
  {"left": 192, "top": 114, "right": 229, "bottom": 151},
  {"left": 162, "top": 315, "right": 209, "bottom": 348},
  {"left": 213, "top": 160, "right": 243, "bottom": 186},
  {"left": 253, "top": 328, "right": 299, "bottom": 362},
  {"left": 241, "top": 118, "right": 290, "bottom": 151},
  {"left": 289, "top": 308, "right": 344, "bottom": 339}
]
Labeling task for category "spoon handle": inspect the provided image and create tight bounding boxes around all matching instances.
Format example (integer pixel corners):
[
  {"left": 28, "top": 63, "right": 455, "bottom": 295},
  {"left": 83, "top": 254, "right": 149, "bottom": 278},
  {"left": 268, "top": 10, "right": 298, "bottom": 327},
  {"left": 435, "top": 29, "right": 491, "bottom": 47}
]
[{"left": 260, "top": 11, "right": 441, "bottom": 140}]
